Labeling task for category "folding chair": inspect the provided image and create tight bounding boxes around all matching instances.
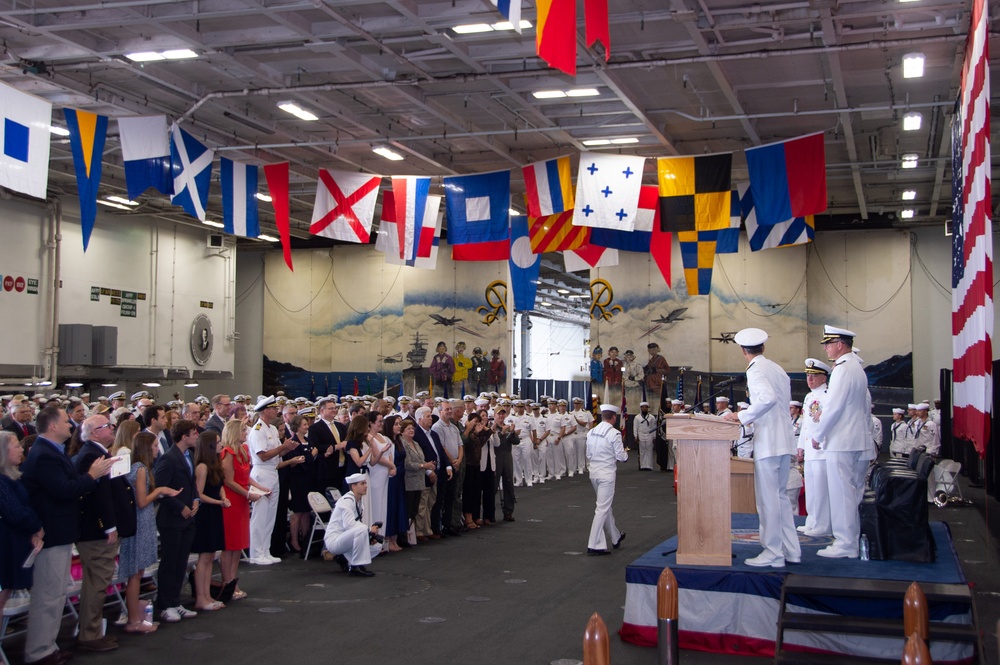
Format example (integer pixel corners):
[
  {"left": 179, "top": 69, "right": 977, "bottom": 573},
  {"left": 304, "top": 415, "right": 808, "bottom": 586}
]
[
  {"left": 304, "top": 492, "right": 332, "bottom": 560},
  {"left": 1, "top": 591, "right": 31, "bottom": 665},
  {"left": 932, "top": 459, "right": 963, "bottom": 499}
]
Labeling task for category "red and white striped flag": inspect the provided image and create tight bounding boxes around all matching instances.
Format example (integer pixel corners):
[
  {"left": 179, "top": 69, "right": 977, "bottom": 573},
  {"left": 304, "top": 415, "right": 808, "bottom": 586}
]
[{"left": 951, "top": 0, "right": 991, "bottom": 458}]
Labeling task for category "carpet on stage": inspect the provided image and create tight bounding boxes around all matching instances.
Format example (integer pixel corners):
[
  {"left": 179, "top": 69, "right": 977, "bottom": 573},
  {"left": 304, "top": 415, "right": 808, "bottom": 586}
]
[{"left": 620, "top": 513, "right": 974, "bottom": 662}]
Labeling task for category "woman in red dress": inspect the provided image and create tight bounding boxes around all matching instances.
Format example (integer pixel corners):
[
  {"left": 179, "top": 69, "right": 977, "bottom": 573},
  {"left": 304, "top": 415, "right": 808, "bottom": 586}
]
[{"left": 219, "top": 419, "right": 269, "bottom": 601}]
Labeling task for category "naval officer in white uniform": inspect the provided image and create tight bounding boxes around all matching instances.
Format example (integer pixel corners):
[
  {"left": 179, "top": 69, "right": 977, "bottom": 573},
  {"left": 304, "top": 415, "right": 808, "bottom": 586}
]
[
  {"left": 585, "top": 404, "right": 628, "bottom": 555},
  {"left": 796, "top": 358, "right": 832, "bottom": 537}
]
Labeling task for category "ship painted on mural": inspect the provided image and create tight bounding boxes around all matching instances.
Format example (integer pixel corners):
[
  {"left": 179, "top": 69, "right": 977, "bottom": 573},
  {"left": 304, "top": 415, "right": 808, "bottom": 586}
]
[{"left": 406, "top": 332, "right": 428, "bottom": 368}]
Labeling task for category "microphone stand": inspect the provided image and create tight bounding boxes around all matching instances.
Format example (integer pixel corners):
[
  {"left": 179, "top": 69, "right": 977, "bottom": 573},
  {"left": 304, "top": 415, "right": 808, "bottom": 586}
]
[{"left": 682, "top": 380, "right": 743, "bottom": 415}]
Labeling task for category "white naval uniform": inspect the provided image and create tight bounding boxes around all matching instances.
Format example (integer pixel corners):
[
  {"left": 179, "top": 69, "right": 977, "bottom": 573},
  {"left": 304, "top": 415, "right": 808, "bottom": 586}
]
[
  {"left": 571, "top": 409, "right": 595, "bottom": 474},
  {"left": 585, "top": 421, "right": 628, "bottom": 550},
  {"left": 889, "top": 419, "right": 912, "bottom": 457},
  {"left": 323, "top": 492, "right": 381, "bottom": 566},
  {"left": 530, "top": 414, "right": 550, "bottom": 481},
  {"left": 798, "top": 386, "right": 830, "bottom": 535},
  {"left": 738, "top": 355, "right": 800, "bottom": 563},
  {"left": 911, "top": 417, "right": 940, "bottom": 456},
  {"left": 632, "top": 411, "right": 657, "bottom": 470},
  {"left": 247, "top": 419, "right": 281, "bottom": 561},
  {"left": 549, "top": 411, "right": 572, "bottom": 478},
  {"left": 810, "top": 352, "right": 874, "bottom": 556},
  {"left": 511, "top": 413, "right": 534, "bottom": 486},
  {"left": 871, "top": 415, "right": 883, "bottom": 456},
  {"left": 558, "top": 412, "right": 579, "bottom": 476}
]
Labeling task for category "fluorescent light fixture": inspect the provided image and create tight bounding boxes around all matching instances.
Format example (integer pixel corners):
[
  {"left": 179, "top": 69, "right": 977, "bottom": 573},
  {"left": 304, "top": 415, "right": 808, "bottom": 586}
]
[
  {"left": 900, "top": 209, "right": 915, "bottom": 219},
  {"left": 902, "top": 53, "right": 924, "bottom": 78},
  {"left": 257, "top": 234, "right": 280, "bottom": 242},
  {"left": 611, "top": 137, "right": 639, "bottom": 144},
  {"left": 509, "top": 208, "right": 521, "bottom": 216},
  {"left": 184, "top": 382, "right": 199, "bottom": 388},
  {"left": 101, "top": 383, "right": 118, "bottom": 387},
  {"left": 582, "top": 139, "right": 611, "bottom": 146},
  {"left": 557, "top": 288, "right": 570, "bottom": 294},
  {"left": 566, "top": 88, "right": 600, "bottom": 97},
  {"left": 125, "top": 51, "right": 165, "bottom": 62},
  {"left": 106, "top": 195, "right": 139, "bottom": 206},
  {"left": 372, "top": 146, "right": 404, "bottom": 161},
  {"left": 65, "top": 382, "right": 83, "bottom": 388},
  {"left": 98, "top": 200, "right": 137, "bottom": 211},
  {"left": 49, "top": 126, "right": 70, "bottom": 137},
  {"left": 540, "top": 301, "right": 553, "bottom": 307},
  {"left": 901, "top": 190, "right": 917, "bottom": 201},
  {"left": 142, "top": 382, "right": 161, "bottom": 388},
  {"left": 255, "top": 192, "right": 272, "bottom": 202},
  {"left": 277, "top": 101, "right": 318, "bottom": 121},
  {"left": 901, "top": 153, "right": 919, "bottom": 168},
  {"left": 453, "top": 23, "right": 493, "bottom": 34},
  {"left": 161, "top": 49, "right": 198, "bottom": 60},
  {"left": 36, "top": 380, "right": 52, "bottom": 387},
  {"left": 902, "top": 112, "right": 922, "bottom": 131},
  {"left": 203, "top": 219, "right": 225, "bottom": 228},
  {"left": 532, "top": 90, "right": 566, "bottom": 99}
]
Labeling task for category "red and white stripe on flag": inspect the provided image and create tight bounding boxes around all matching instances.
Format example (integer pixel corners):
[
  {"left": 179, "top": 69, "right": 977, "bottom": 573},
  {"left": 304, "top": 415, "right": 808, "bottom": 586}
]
[
  {"left": 951, "top": 0, "right": 992, "bottom": 458},
  {"left": 309, "top": 169, "right": 381, "bottom": 243}
]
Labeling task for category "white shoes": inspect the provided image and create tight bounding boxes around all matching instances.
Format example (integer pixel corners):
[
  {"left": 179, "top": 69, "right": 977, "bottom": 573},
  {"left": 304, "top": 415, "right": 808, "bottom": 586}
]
[
  {"left": 744, "top": 552, "right": 785, "bottom": 568},
  {"left": 159, "top": 606, "right": 196, "bottom": 623},
  {"left": 796, "top": 525, "right": 807, "bottom": 533},
  {"left": 247, "top": 557, "right": 275, "bottom": 566},
  {"left": 817, "top": 546, "right": 858, "bottom": 559},
  {"left": 266, "top": 554, "right": 282, "bottom": 563},
  {"left": 175, "top": 606, "right": 198, "bottom": 619}
]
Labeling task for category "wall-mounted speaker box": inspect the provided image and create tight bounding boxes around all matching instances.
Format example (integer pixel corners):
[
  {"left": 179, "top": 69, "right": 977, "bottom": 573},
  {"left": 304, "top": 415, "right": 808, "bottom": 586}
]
[
  {"left": 92, "top": 326, "right": 118, "bottom": 366},
  {"left": 58, "top": 324, "right": 93, "bottom": 365}
]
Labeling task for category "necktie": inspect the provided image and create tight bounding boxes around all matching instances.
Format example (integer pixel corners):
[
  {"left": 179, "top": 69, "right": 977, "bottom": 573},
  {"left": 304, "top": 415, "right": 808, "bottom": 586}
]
[
  {"left": 22, "top": 423, "right": 28, "bottom": 437},
  {"left": 328, "top": 420, "right": 345, "bottom": 465}
]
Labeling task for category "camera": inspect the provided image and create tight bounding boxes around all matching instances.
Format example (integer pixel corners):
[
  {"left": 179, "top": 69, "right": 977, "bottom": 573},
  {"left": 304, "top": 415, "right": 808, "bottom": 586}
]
[{"left": 370, "top": 533, "right": 385, "bottom": 544}]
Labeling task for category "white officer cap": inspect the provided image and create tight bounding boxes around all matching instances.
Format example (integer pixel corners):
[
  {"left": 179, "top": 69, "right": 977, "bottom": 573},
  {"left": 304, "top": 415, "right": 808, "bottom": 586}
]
[
  {"left": 804, "top": 358, "right": 832, "bottom": 374},
  {"left": 108, "top": 391, "right": 126, "bottom": 401},
  {"left": 254, "top": 395, "right": 277, "bottom": 412},
  {"left": 821, "top": 325, "right": 856, "bottom": 344},
  {"left": 474, "top": 398, "right": 489, "bottom": 407},
  {"left": 734, "top": 327, "right": 768, "bottom": 347}
]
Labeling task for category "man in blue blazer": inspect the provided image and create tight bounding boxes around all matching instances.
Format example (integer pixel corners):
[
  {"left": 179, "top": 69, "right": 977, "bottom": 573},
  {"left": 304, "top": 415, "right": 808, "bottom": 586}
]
[
  {"left": 153, "top": 419, "right": 201, "bottom": 623},
  {"left": 413, "top": 406, "right": 451, "bottom": 539},
  {"left": 20, "top": 407, "right": 115, "bottom": 665}
]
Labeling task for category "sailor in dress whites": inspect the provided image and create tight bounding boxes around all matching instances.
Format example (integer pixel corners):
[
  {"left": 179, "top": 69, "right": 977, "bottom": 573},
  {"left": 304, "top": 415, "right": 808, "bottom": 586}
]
[
  {"left": 570, "top": 397, "right": 594, "bottom": 476},
  {"left": 796, "top": 358, "right": 832, "bottom": 536},
  {"left": 790, "top": 401, "right": 804, "bottom": 438},
  {"left": 324, "top": 473, "right": 382, "bottom": 577},
  {"left": 716, "top": 396, "right": 732, "bottom": 417},
  {"left": 888, "top": 408, "right": 910, "bottom": 457},
  {"left": 585, "top": 404, "right": 628, "bottom": 555},
  {"left": 632, "top": 402, "right": 657, "bottom": 470}
]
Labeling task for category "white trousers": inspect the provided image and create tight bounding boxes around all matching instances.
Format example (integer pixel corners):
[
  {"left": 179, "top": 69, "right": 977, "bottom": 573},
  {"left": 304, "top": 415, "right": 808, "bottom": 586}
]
[
  {"left": 550, "top": 439, "right": 566, "bottom": 477},
  {"left": 532, "top": 441, "right": 548, "bottom": 479},
  {"left": 512, "top": 440, "right": 533, "bottom": 484},
  {"left": 588, "top": 472, "right": 621, "bottom": 550},
  {"left": 561, "top": 437, "right": 577, "bottom": 475},
  {"left": 803, "top": 459, "right": 831, "bottom": 535},
  {"left": 637, "top": 434, "right": 655, "bottom": 469},
  {"left": 825, "top": 450, "right": 868, "bottom": 554},
  {"left": 754, "top": 455, "right": 800, "bottom": 561},
  {"left": 575, "top": 435, "right": 588, "bottom": 473},
  {"left": 324, "top": 523, "right": 381, "bottom": 566},
  {"left": 249, "top": 467, "right": 279, "bottom": 559}
]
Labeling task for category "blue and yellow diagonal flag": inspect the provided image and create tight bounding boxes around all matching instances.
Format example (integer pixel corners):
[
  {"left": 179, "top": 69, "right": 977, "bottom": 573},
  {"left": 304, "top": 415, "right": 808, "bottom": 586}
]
[{"left": 63, "top": 108, "right": 109, "bottom": 251}]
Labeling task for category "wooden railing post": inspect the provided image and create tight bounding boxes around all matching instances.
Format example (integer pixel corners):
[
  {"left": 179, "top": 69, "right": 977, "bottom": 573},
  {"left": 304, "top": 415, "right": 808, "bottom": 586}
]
[
  {"left": 583, "top": 612, "right": 610, "bottom": 665},
  {"left": 902, "top": 631, "right": 932, "bottom": 664},
  {"left": 903, "top": 582, "right": 929, "bottom": 642},
  {"left": 657, "top": 567, "right": 679, "bottom": 665}
]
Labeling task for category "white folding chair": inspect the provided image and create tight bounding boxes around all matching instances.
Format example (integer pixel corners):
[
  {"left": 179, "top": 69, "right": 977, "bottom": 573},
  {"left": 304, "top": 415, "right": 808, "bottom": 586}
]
[
  {"left": 932, "top": 459, "right": 963, "bottom": 499},
  {"left": 304, "top": 492, "right": 332, "bottom": 560}
]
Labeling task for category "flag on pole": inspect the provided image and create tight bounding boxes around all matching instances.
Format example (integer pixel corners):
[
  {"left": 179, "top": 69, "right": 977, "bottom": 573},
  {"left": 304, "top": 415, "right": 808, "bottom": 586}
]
[
  {"left": 490, "top": 0, "right": 521, "bottom": 31},
  {"left": 530, "top": 210, "right": 590, "bottom": 253},
  {"left": 263, "top": 162, "right": 293, "bottom": 270},
  {"left": 220, "top": 158, "right": 260, "bottom": 238},
  {"left": 523, "top": 156, "right": 573, "bottom": 218},
  {"left": 536, "top": 0, "right": 577, "bottom": 76},
  {"left": 657, "top": 153, "right": 732, "bottom": 232},
  {"left": 309, "top": 169, "right": 381, "bottom": 243},
  {"left": 118, "top": 115, "right": 171, "bottom": 199},
  {"left": 509, "top": 215, "right": 541, "bottom": 311},
  {"left": 951, "top": 0, "right": 992, "bottom": 458},
  {"left": 0, "top": 81, "right": 51, "bottom": 199},
  {"left": 443, "top": 170, "right": 511, "bottom": 260},
  {"left": 745, "top": 132, "right": 826, "bottom": 226},
  {"left": 63, "top": 108, "right": 108, "bottom": 251},
  {"left": 574, "top": 152, "right": 646, "bottom": 231},
  {"left": 169, "top": 124, "right": 213, "bottom": 222}
]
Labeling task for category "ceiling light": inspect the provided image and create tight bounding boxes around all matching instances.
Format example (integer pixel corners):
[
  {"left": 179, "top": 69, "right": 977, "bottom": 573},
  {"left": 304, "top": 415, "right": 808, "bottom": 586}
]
[
  {"left": 277, "top": 101, "right": 318, "bottom": 121},
  {"left": 540, "top": 301, "right": 553, "bottom": 307},
  {"left": 532, "top": 90, "right": 567, "bottom": 99},
  {"left": 582, "top": 139, "right": 611, "bottom": 146},
  {"left": 36, "top": 380, "right": 52, "bottom": 387},
  {"left": 900, "top": 209, "right": 915, "bottom": 219},
  {"left": 106, "top": 195, "right": 139, "bottom": 206},
  {"left": 557, "top": 288, "right": 570, "bottom": 294},
  {"left": 902, "top": 112, "right": 922, "bottom": 131},
  {"left": 373, "top": 146, "right": 404, "bottom": 161},
  {"left": 125, "top": 51, "right": 165, "bottom": 62},
  {"left": 509, "top": 208, "right": 521, "bottom": 216},
  {"left": 98, "top": 200, "right": 137, "bottom": 211},
  {"left": 142, "top": 382, "right": 161, "bottom": 388},
  {"left": 902, "top": 53, "right": 924, "bottom": 78},
  {"left": 184, "top": 382, "right": 199, "bottom": 388},
  {"left": 49, "top": 126, "right": 70, "bottom": 137},
  {"left": 203, "top": 219, "right": 225, "bottom": 228},
  {"left": 65, "top": 382, "right": 83, "bottom": 388},
  {"left": 161, "top": 49, "right": 198, "bottom": 60},
  {"left": 255, "top": 192, "right": 272, "bottom": 202},
  {"left": 566, "top": 88, "right": 600, "bottom": 97},
  {"left": 901, "top": 190, "right": 917, "bottom": 201},
  {"left": 257, "top": 234, "right": 280, "bottom": 242},
  {"left": 611, "top": 137, "right": 639, "bottom": 144},
  {"left": 101, "top": 383, "right": 118, "bottom": 387},
  {"left": 901, "top": 153, "right": 919, "bottom": 168},
  {"left": 453, "top": 23, "right": 494, "bottom": 34}
]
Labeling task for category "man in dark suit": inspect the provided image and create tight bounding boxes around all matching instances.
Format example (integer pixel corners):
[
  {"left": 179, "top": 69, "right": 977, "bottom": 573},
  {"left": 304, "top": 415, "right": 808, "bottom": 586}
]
[
  {"left": 144, "top": 404, "right": 173, "bottom": 455},
  {"left": 153, "top": 419, "right": 200, "bottom": 623},
  {"left": 413, "top": 406, "right": 451, "bottom": 539},
  {"left": 309, "top": 397, "right": 348, "bottom": 493},
  {"left": 66, "top": 400, "right": 86, "bottom": 438},
  {"left": 20, "top": 406, "right": 115, "bottom": 665},
  {"left": 204, "top": 394, "right": 231, "bottom": 434},
  {"left": 73, "top": 416, "right": 136, "bottom": 652},
  {"left": 4, "top": 402, "right": 36, "bottom": 441}
]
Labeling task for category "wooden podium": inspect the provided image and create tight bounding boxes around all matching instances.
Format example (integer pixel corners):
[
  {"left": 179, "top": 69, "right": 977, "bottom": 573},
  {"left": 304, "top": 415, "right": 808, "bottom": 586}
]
[{"left": 664, "top": 413, "right": 742, "bottom": 566}]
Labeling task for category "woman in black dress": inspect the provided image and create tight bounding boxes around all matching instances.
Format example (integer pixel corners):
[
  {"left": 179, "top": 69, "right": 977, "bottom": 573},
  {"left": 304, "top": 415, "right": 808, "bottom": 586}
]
[
  {"left": 382, "top": 415, "right": 408, "bottom": 551},
  {"left": 192, "top": 431, "right": 230, "bottom": 611},
  {"left": 283, "top": 414, "right": 317, "bottom": 554},
  {"left": 0, "top": 431, "right": 43, "bottom": 617}
]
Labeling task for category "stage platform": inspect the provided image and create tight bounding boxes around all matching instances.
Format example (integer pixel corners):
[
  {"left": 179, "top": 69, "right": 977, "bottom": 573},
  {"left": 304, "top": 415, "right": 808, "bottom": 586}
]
[{"left": 621, "top": 513, "right": 975, "bottom": 662}]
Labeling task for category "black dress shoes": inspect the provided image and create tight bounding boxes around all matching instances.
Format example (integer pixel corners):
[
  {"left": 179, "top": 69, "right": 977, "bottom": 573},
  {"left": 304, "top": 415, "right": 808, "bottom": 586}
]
[
  {"left": 587, "top": 548, "right": 611, "bottom": 556},
  {"left": 613, "top": 532, "right": 626, "bottom": 549},
  {"left": 348, "top": 565, "right": 375, "bottom": 577},
  {"left": 333, "top": 554, "right": 349, "bottom": 572}
]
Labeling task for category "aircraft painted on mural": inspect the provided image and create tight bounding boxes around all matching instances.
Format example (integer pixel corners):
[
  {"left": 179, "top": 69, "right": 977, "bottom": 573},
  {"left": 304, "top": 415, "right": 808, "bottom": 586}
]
[{"left": 639, "top": 307, "right": 689, "bottom": 339}]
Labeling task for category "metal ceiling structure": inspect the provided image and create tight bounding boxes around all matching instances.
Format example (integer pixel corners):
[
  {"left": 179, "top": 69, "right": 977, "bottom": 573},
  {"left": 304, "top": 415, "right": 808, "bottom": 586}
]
[{"left": 0, "top": 0, "right": 997, "bottom": 322}]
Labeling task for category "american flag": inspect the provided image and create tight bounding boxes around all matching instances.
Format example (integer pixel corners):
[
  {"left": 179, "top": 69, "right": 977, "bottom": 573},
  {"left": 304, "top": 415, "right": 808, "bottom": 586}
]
[{"left": 951, "top": 0, "right": 992, "bottom": 458}]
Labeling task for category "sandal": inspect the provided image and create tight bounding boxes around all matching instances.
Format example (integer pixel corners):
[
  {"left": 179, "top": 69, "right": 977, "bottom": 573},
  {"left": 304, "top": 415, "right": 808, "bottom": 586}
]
[
  {"left": 195, "top": 601, "right": 225, "bottom": 611},
  {"left": 231, "top": 590, "right": 247, "bottom": 601},
  {"left": 124, "top": 621, "right": 158, "bottom": 634},
  {"left": 218, "top": 579, "right": 238, "bottom": 604},
  {"left": 464, "top": 521, "right": 479, "bottom": 529}
]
